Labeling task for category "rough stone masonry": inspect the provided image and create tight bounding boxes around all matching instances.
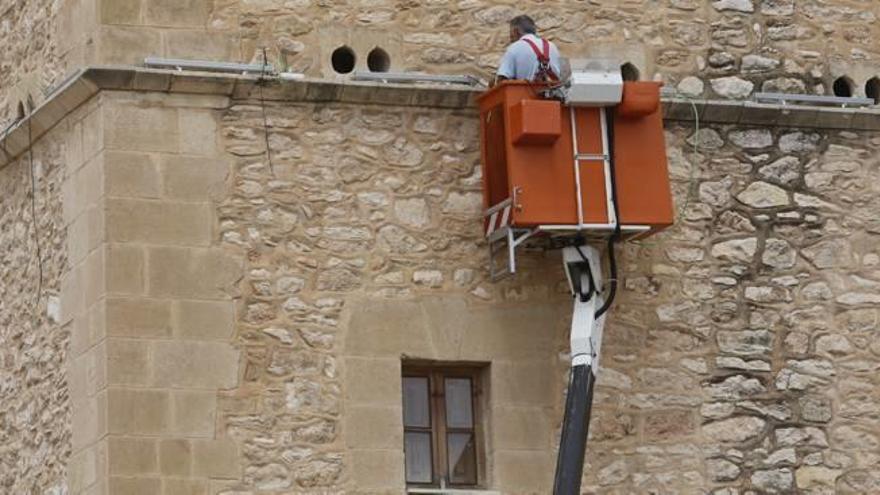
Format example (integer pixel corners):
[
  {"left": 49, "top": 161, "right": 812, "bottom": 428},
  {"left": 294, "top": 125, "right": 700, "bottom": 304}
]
[{"left": 1, "top": 0, "right": 880, "bottom": 494}]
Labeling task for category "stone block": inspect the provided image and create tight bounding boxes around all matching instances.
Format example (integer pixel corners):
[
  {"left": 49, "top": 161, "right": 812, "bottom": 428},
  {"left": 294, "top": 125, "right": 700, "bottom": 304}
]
[
  {"left": 191, "top": 439, "right": 241, "bottom": 479},
  {"left": 86, "top": 204, "right": 107, "bottom": 257},
  {"left": 82, "top": 108, "right": 105, "bottom": 162},
  {"left": 99, "top": 0, "right": 142, "bottom": 25},
  {"left": 65, "top": 120, "right": 85, "bottom": 173},
  {"left": 106, "top": 297, "right": 172, "bottom": 338},
  {"left": 97, "top": 26, "right": 162, "bottom": 65},
  {"left": 58, "top": 0, "right": 99, "bottom": 61},
  {"left": 492, "top": 406, "right": 552, "bottom": 450},
  {"left": 701, "top": 100, "right": 744, "bottom": 124},
  {"left": 494, "top": 450, "right": 553, "bottom": 493},
  {"left": 172, "top": 300, "right": 234, "bottom": 340},
  {"left": 851, "top": 108, "right": 880, "bottom": 131},
  {"left": 108, "top": 436, "right": 158, "bottom": 475},
  {"left": 153, "top": 341, "right": 239, "bottom": 389},
  {"left": 147, "top": 247, "right": 242, "bottom": 299},
  {"left": 739, "top": 102, "right": 780, "bottom": 126},
  {"left": 159, "top": 439, "right": 193, "bottom": 476},
  {"left": 344, "top": 299, "right": 432, "bottom": 357},
  {"left": 107, "top": 91, "right": 229, "bottom": 109},
  {"left": 177, "top": 110, "right": 219, "bottom": 156},
  {"left": 105, "top": 243, "right": 145, "bottom": 295},
  {"left": 106, "top": 338, "right": 152, "bottom": 386},
  {"left": 491, "top": 360, "right": 556, "bottom": 407},
  {"left": 163, "top": 478, "right": 208, "bottom": 495},
  {"left": 61, "top": 265, "right": 84, "bottom": 324},
  {"left": 68, "top": 212, "right": 91, "bottom": 266},
  {"left": 69, "top": 443, "right": 101, "bottom": 494},
  {"left": 343, "top": 357, "right": 400, "bottom": 405},
  {"left": 104, "top": 151, "right": 160, "bottom": 199},
  {"left": 104, "top": 101, "right": 178, "bottom": 152},
  {"left": 133, "top": 70, "right": 172, "bottom": 92},
  {"left": 71, "top": 300, "right": 108, "bottom": 356},
  {"left": 170, "top": 390, "right": 217, "bottom": 437},
  {"left": 161, "top": 155, "right": 227, "bottom": 201},
  {"left": 107, "top": 388, "right": 170, "bottom": 435},
  {"left": 454, "top": 302, "right": 563, "bottom": 361},
  {"left": 83, "top": 247, "right": 106, "bottom": 309},
  {"left": 108, "top": 477, "right": 161, "bottom": 495},
  {"left": 62, "top": 173, "right": 81, "bottom": 227},
  {"left": 162, "top": 30, "right": 240, "bottom": 69},
  {"left": 643, "top": 409, "right": 696, "bottom": 440},
  {"left": 105, "top": 198, "right": 213, "bottom": 246},
  {"left": 144, "top": 0, "right": 212, "bottom": 27},
  {"left": 71, "top": 396, "right": 102, "bottom": 451},
  {"left": 344, "top": 406, "right": 403, "bottom": 449},
  {"left": 78, "top": 153, "right": 105, "bottom": 210},
  {"left": 348, "top": 449, "right": 405, "bottom": 491},
  {"left": 168, "top": 74, "right": 236, "bottom": 97},
  {"left": 814, "top": 107, "right": 854, "bottom": 130}
]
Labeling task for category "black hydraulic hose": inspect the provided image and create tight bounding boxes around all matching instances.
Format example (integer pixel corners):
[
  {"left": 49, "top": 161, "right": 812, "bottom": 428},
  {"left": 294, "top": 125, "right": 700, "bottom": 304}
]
[
  {"left": 595, "top": 109, "right": 621, "bottom": 319},
  {"left": 552, "top": 364, "right": 596, "bottom": 495},
  {"left": 594, "top": 236, "right": 617, "bottom": 318}
]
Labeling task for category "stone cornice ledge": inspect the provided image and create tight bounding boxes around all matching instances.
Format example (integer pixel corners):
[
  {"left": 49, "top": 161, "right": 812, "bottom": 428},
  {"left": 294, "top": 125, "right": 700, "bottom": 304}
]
[{"left": 2, "top": 65, "right": 880, "bottom": 169}]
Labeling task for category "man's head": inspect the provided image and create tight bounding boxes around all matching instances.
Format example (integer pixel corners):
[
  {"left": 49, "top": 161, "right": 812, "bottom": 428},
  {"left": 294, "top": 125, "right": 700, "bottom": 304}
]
[{"left": 509, "top": 15, "right": 537, "bottom": 43}]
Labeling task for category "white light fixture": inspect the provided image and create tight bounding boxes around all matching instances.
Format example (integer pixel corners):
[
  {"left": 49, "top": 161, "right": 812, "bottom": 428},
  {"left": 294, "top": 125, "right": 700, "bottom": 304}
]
[
  {"left": 350, "top": 71, "right": 481, "bottom": 86},
  {"left": 754, "top": 92, "right": 874, "bottom": 107},
  {"left": 144, "top": 57, "right": 275, "bottom": 75}
]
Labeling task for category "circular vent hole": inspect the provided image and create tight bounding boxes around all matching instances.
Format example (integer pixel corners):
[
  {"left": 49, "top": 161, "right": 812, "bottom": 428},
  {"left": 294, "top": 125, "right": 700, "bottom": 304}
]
[
  {"left": 621, "top": 62, "right": 640, "bottom": 82},
  {"left": 866, "top": 77, "right": 880, "bottom": 105},
  {"left": 367, "top": 47, "right": 391, "bottom": 73},
  {"left": 331, "top": 46, "right": 356, "bottom": 74},
  {"left": 832, "top": 76, "right": 854, "bottom": 97}
]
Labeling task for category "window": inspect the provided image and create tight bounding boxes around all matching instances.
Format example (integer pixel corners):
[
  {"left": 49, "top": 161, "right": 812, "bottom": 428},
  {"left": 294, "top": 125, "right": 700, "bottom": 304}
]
[{"left": 402, "top": 365, "right": 485, "bottom": 488}]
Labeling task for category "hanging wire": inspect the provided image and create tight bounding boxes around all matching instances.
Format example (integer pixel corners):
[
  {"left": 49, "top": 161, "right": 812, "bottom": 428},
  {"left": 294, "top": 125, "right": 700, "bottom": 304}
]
[
  {"left": 257, "top": 47, "right": 276, "bottom": 178},
  {"left": 628, "top": 85, "right": 702, "bottom": 250},
  {"left": 27, "top": 116, "right": 44, "bottom": 311},
  {"left": 673, "top": 89, "right": 702, "bottom": 222}
]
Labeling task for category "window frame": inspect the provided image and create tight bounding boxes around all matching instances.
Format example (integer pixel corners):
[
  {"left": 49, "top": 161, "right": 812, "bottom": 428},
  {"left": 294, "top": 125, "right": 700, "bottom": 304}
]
[{"left": 402, "top": 364, "right": 486, "bottom": 489}]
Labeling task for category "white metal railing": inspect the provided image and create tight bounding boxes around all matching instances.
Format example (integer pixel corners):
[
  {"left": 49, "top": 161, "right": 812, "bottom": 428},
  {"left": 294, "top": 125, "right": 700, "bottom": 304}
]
[{"left": 753, "top": 92, "right": 874, "bottom": 107}]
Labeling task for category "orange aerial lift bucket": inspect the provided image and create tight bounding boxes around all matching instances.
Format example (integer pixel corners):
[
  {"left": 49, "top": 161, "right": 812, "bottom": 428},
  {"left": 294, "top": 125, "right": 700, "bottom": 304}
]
[
  {"left": 477, "top": 80, "right": 674, "bottom": 257},
  {"left": 477, "top": 75, "right": 676, "bottom": 494}
]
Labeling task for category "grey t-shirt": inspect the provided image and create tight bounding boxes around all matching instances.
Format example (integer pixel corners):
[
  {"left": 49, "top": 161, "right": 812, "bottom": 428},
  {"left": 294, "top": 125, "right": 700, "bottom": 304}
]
[{"left": 497, "top": 34, "right": 562, "bottom": 81}]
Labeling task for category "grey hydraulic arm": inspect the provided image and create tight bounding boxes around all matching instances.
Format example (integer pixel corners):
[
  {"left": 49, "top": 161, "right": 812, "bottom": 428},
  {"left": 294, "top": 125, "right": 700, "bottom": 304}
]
[{"left": 553, "top": 245, "right": 607, "bottom": 494}]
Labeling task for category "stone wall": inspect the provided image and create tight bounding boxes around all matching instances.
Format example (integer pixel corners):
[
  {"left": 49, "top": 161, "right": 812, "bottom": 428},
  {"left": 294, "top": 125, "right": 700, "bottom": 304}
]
[
  {"left": 8, "top": 0, "right": 880, "bottom": 117},
  {"left": 215, "top": 100, "right": 572, "bottom": 493},
  {"left": 209, "top": 94, "right": 880, "bottom": 494},
  {"left": 47, "top": 0, "right": 880, "bottom": 99},
  {"left": 0, "top": 0, "right": 64, "bottom": 124},
  {"left": 0, "top": 117, "right": 70, "bottom": 492},
  {"left": 584, "top": 124, "right": 880, "bottom": 494}
]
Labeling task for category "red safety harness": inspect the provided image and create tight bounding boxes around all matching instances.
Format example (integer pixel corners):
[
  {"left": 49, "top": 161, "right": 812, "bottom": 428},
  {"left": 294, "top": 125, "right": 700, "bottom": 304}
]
[{"left": 522, "top": 37, "right": 559, "bottom": 83}]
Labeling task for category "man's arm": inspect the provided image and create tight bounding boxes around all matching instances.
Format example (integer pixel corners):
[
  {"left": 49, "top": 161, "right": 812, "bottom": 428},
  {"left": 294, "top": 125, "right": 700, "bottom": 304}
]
[{"left": 495, "top": 45, "right": 517, "bottom": 85}]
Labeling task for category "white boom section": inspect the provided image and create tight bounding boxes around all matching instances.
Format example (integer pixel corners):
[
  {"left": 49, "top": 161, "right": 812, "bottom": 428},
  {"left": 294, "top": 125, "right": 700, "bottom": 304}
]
[{"left": 562, "top": 245, "right": 607, "bottom": 370}]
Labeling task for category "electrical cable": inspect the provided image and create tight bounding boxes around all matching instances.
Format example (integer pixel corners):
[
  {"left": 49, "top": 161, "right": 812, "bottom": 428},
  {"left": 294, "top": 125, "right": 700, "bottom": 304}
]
[
  {"left": 674, "top": 90, "right": 701, "bottom": 222},
  {"left": 257, "top": 47, "right": 276, "bottom": 178},
  {"left": 595, "top": 108, "right": 620, "bottom": 319},
  {"left": 27, "top": 115, "right": 43, "bottom": 311},
  {"left": 624, "top": 86, "right": 701, "bottom": 252}
]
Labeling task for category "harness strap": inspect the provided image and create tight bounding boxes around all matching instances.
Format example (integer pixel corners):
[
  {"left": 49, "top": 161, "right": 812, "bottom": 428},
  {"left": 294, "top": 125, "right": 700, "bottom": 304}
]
[
  {"left": 522, "top": 37, "right": 559, "bottom": 82},
  {"left": 522, "top": 38, "right": 550, "bottom": 62}
]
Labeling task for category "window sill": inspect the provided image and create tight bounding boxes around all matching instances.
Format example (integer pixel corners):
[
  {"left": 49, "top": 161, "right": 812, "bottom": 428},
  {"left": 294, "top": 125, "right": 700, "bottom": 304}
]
[{"left": 407, "top": 489, "right": 500, "bottom": 495}]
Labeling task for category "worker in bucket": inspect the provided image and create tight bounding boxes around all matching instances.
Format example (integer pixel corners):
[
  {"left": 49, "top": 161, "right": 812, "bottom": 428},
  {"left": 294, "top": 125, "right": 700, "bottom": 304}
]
[{"left": 495, "top": 15, "right": 563, "bottom": 85}]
